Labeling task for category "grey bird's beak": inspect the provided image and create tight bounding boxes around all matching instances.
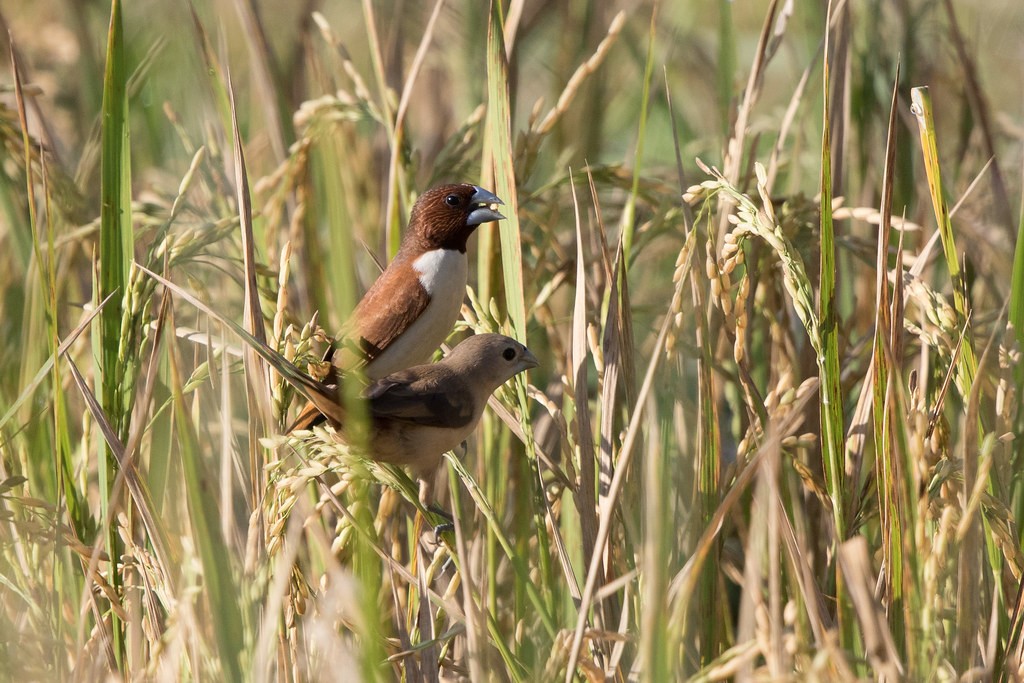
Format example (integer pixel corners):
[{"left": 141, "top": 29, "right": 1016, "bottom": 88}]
[
  {"left": 467, "top": 186, "right": 506, "bottom": 225},
  {"left": 520, "top": 346, "right": 540, "bottom": 371}
]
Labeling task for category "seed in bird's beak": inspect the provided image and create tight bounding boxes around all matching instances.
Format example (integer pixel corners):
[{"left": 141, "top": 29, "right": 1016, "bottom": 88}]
[{"left": 466, "top": 192, "right": 506, "bottom": 225}]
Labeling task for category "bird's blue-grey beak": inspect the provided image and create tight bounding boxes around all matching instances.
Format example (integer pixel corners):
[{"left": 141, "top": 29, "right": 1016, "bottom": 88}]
[
  {"left": 520, "top": 346, "right": 540, "bottom": 371},
  {"left": 467, "top": 186, "right": 506, "bottom": 225}
]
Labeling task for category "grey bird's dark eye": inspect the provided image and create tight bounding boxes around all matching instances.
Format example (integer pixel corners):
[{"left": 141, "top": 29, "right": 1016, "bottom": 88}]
[
  {"left": 502, "top": 347, "right": 516, "bottom": 361},
  {"left": 445, "top": 194, "right": 460, "bottom": 207}
]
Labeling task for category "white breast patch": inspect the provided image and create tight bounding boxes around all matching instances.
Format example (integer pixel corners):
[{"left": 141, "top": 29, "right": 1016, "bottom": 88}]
[
  {"left": 413, "top": 248, "right": 467, "bottom": 297},
  {"left": 366, "top": 249, "right": 468, "bottom": 379}
]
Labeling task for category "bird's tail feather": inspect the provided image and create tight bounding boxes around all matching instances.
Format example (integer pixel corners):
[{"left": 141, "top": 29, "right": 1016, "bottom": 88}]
[{"left": 287, "top": 399, "right": 333, "bottom": 432}]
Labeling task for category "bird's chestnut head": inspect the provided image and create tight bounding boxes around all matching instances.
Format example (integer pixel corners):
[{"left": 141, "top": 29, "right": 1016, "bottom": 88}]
[{"left": 407, "top": 183, "right": 505, "bottom": 252}]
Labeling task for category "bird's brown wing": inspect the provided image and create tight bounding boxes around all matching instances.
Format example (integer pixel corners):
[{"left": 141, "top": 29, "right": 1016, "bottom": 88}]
[
  {"left": 289, "top": 261, "right": 430, "bottom": 433},
  {"left": 340, "top": 260, "right": 431, "bottom": 366},
  {"left": 365, "top": 368, "right": 476, "bottom": 429}
]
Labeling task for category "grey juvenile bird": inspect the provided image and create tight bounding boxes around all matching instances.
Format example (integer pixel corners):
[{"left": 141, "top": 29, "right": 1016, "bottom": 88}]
[{"left": 317, "top": 333, "right": 538, "bottom": 505}]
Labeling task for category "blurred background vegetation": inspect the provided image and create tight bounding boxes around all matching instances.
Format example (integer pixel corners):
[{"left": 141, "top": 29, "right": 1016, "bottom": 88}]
[{"left": 1, "top": 0, "right": 1023, "bottom": 680}]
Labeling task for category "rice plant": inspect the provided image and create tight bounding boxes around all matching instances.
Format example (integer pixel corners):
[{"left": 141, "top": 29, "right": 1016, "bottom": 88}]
[{"left": 1, "top": 0, "right": 1023, "bottom": 680}]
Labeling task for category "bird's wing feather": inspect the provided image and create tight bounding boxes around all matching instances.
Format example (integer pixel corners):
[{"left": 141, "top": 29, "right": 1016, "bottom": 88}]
[
  {"left": 289, "top": 260, "right": 430, "bottom": 433},
  {"left": 343, "top": 261, "right": 431, "bottom": 366},
  {"left": 365, "top": 367, "right": 476, "bottom": 429}
]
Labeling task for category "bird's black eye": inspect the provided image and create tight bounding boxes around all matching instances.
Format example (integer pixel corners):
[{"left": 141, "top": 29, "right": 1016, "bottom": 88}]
[
  {"left": 445, "top": 194, "right": 461, "bottom": 207},
  {"left": 502, "top": 347, "right": 516, "bottom": 361}
]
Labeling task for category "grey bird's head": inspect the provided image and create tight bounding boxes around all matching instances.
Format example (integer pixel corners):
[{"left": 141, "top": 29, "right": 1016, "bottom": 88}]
[{"left": 445, "top": 333, "right": 539, "bottom": 393}]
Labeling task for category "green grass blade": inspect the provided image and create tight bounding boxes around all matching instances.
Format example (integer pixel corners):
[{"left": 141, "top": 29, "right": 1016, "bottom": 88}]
[
  {"left": 97, "top": 0, "right": 133, "bottom": 668},
  {"left": 484, "top": 1, "right": 525, "bottom": 343},
  {"left": 0, "top": 296, "right": 113, "bottom": 433},
  {"left": 870, "top": 62, "right": 910, "bottom": 660},
  {"left": 99, "top": 0, "right": 134, "bottom": 436},
  {"left": 909, "top": 87, "right": 978, "bottom": 395},
  {"left": 484, "top": 8, "right": 563, "bottom": 669},
  {"left": 911, "top": 85, "right": 1008, "bottom": 668},
  {"left": 167, "top": 343, "right": 247, "bottom": 681},
  {"left": 619, "top": 6, "right": 657, "bottom": 267},
  {"left": 819, "top": 4, "right": 853, "bottom": 656},
  {"left": 1011, "top": 164, "right": 1024, "bottom": 553},
  {"left": 717, "top": 0, "right": 736, "bottom": 138},
  {"left": 10, "top": 44, "right": 82, "bottom": 531},
  {"left": 1010, "top": 173, "right": 1024, "bottom": 350},
  {"left": 817, "top": 1, "right": 846, "bottom": 546},
  {"left": 226, "top": 69, "right": 273, "bottom": 533},
  {"left": 444, "top": 452, "right": 557, "bottom": 639}
]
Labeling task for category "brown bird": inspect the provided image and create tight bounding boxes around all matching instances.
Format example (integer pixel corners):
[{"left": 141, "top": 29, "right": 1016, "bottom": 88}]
[
  {"left": 316, "top": 333, "right": 538, "bottom": 506},
  {"left": 290, "top": 184, "right": 504, "bottom": 431}
]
